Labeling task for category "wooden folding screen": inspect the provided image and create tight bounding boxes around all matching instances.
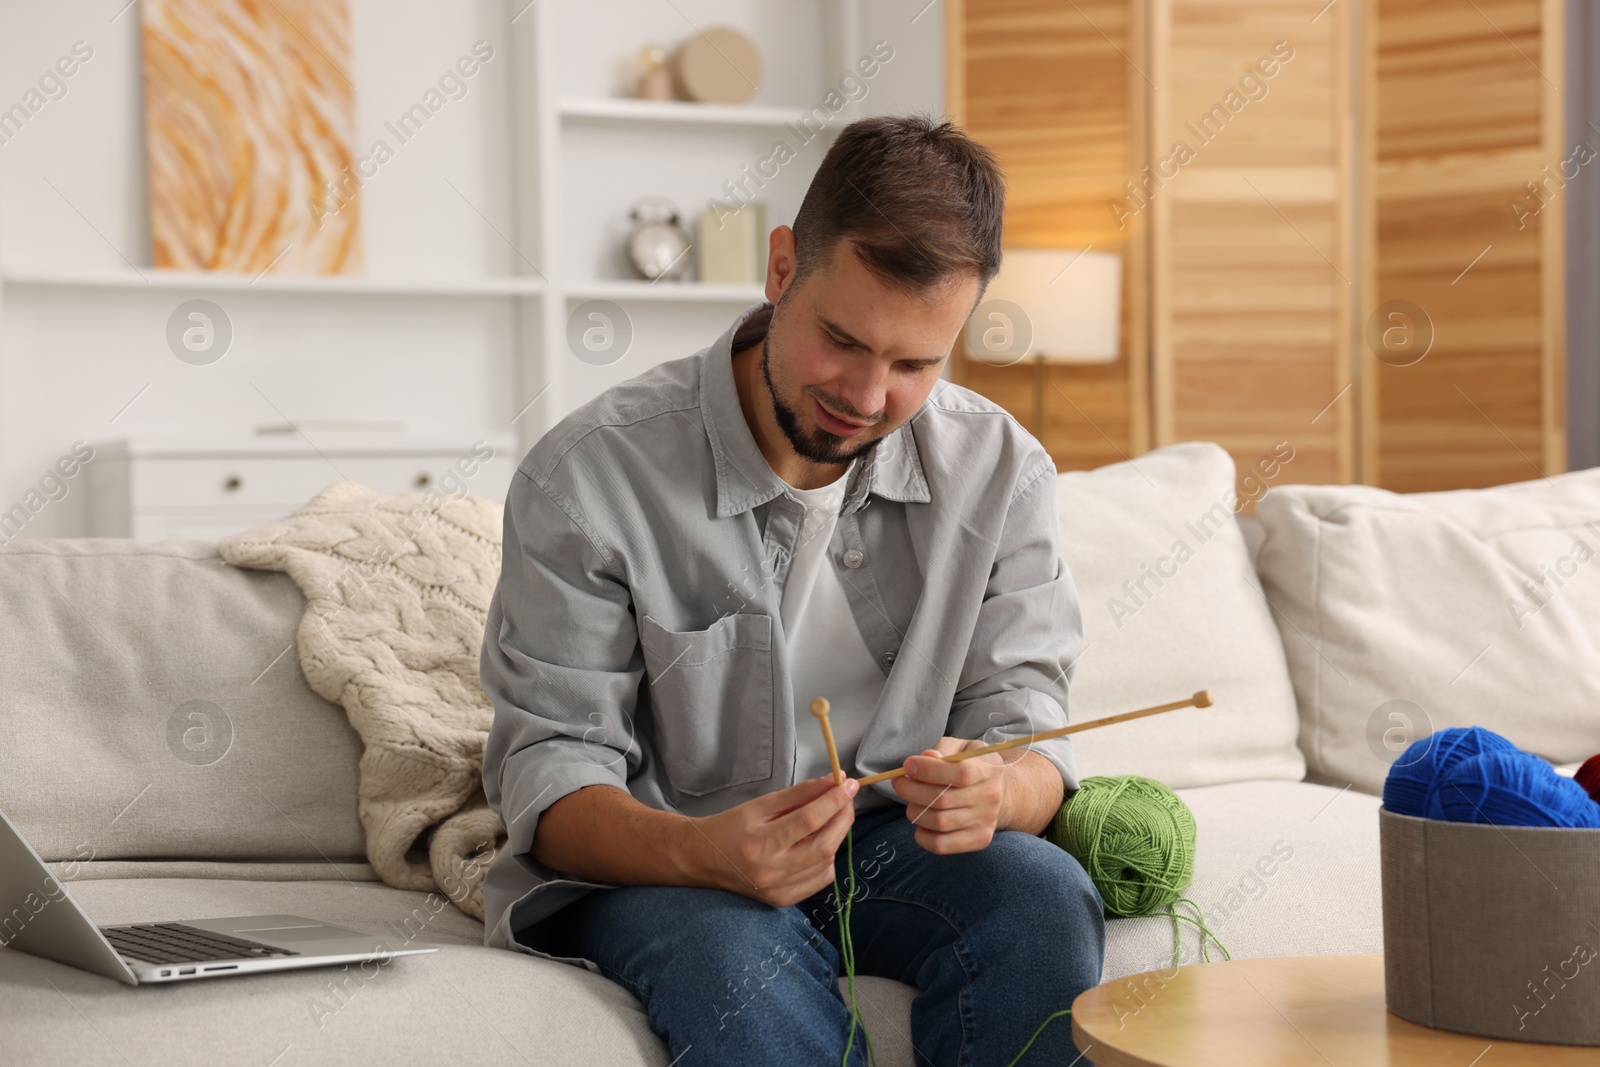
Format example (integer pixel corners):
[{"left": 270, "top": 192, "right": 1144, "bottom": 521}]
[
  {"left": 1362, "top": 0, "right": 1566, "bottom": 489},
  {"left": 949, "top": 0, "right": 1565, "bottom": 491}
]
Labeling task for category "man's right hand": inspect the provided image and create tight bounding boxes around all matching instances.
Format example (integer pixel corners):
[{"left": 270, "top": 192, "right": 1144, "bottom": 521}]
[{"left": 686, "top": 773, "right": 860, "bottom": 907}]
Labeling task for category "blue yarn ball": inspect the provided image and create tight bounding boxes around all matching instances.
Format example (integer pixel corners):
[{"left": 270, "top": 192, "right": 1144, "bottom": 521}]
[
  {"left": 1430, "top": 749, "right": 1600, "bottom": 828},
  {"left": 1382, "top": 726, "right": 1518, "bottom": 818}
]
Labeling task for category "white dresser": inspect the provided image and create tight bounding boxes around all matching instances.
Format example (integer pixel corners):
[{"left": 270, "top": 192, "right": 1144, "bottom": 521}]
[{"left": 85, "top": 434, "right": 521, "bottom": 541}]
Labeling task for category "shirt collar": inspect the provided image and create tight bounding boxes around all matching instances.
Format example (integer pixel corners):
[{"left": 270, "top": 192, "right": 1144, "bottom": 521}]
[{"left": 700, "top": 301, "right": 932, "bottom": 519}]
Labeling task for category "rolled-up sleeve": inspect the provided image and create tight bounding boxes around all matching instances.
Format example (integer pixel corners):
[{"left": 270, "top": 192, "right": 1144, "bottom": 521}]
[
  {"left": 944, "top": 464, "right": 1084, "bottom": 795},
  {"left": 480, "top": 467, "right": 642, "bottom": 876}
]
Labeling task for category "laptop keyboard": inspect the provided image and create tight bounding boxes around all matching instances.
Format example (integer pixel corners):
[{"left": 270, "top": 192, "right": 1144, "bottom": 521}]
[{"left": 100, "top": 922, "right": 303, "bottom": 965}]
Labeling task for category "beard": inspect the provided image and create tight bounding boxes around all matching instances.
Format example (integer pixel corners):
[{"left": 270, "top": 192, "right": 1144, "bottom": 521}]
[{"left": 759, "top": 328, "right": 887, "bottom": 468}]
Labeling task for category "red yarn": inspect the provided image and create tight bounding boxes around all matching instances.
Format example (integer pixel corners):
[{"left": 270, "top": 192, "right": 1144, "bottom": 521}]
[{"left": 1576, "top": 753, "right": 1600, "bottom": 802}]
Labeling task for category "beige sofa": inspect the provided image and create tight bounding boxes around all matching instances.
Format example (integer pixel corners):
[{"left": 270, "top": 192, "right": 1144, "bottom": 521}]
[{"left": 4, "top": 442, "right": 1593, "bottom": 1066}]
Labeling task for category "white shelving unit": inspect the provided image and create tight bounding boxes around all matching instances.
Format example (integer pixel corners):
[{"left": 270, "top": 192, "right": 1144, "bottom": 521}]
[
  {"left": 0, "top": 269, "right": 547, "bottom": 297},
  {"left": 562, "top": 280, "right": 766, "bottom": 304},
  {"left": 525, "top": 0, "right": 881, "bottom": 424},
  {"left": 0, "top": 0, "right": 938, "bottom": 539},
  {"left": 558, "top": 98, "right": 809, "bottom": 128}
]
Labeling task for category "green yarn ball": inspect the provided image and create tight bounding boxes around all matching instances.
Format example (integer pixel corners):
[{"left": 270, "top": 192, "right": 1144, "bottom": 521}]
[{"left": 1048, "top": 774, "right": 1196, "bottom": 918}]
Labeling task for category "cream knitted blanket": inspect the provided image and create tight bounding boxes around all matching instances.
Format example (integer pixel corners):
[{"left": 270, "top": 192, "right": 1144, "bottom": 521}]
[{"left": 218, "top": 480, "right": 507, "bottom": 921}]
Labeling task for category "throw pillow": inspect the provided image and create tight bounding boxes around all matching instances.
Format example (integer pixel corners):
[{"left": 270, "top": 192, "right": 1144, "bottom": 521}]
[
  {"left": 1056, "top": 441, "right": 1306, "bottom": 788},
  {"left": 1255, "top": 466, "right": 1600, "bottom": 795}
]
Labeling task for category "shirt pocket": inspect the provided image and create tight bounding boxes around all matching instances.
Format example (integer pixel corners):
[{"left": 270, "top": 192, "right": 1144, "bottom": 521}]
[{"left": 639, "top": 612, "right": 776, "bottom": 796}]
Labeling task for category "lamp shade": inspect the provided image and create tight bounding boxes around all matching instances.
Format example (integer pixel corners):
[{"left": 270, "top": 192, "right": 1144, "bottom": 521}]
[{"left": 964, "top": 248, "right": 1122, "bottom": 364}]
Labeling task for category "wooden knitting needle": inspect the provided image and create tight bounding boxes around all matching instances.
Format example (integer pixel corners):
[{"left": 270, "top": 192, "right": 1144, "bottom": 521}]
[
  {"left": 809, "top": 697, "right": 848, "bottom": 788},
  {"left": 848, "top": 689, "right": 1213, "bottom": 788}
]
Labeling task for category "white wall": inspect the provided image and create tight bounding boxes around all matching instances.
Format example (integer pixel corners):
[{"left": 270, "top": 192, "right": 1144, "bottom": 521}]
[{"left": 861, "top": 0, "right": 946, "bottom": 121}]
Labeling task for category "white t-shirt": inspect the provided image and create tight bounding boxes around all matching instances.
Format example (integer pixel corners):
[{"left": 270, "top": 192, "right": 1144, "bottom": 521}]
[{"left": 779, "top": 461, "right": 892, "bottom": 810}]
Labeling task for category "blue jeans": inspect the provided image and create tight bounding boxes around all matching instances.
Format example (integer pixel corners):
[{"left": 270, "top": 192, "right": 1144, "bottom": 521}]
[{"left": 519, "top": 802, "right": 1106, "bottom": 1066}]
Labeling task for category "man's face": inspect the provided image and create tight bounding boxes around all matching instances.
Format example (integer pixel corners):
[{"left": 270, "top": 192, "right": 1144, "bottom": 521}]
[{"left": 759, "top": 236, "right": 981, "bottom": 466}]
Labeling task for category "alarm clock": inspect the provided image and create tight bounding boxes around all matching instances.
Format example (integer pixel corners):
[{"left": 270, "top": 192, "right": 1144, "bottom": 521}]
[{"left": 626, "top": 199, "right": 692, "bottom": 281}]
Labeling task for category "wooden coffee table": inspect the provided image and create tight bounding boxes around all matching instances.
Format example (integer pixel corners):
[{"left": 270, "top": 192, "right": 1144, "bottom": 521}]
[{"left": 1070, "top": 955, "right": 1595, "bottom": 1066}]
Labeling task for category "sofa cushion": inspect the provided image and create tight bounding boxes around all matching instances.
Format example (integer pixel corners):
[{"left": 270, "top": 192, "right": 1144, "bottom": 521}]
[
  {"left": 1254, "top": 467, "right": 1600, "bottom": 795},
  {"left": 0, "top": 539, "right": 365, "bottom": 863},
  {"left": 1106, "top": 779, "right": 1382, "bottom": 981},
  {"left": 1055, "top": 442, "right": 1306, "bottom": 788}
]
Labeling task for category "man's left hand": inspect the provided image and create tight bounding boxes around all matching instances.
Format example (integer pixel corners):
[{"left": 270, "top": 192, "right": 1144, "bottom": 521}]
[{"left": 893, "top": 737, "right": 1011, "bottom": 854}]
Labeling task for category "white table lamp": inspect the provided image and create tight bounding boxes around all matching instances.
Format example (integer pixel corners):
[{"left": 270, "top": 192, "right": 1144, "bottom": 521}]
[{"left": 963, "top": 248, "right": 1123, "bottom": 435}]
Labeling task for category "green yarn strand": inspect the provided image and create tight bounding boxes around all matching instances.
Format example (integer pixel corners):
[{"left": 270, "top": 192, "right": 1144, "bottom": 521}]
[
  {"left": 1002, "top": 1007, "right": 1073, "bottom": 1067},
  {"left": 1166, "top": 897, "right": 1231, "bottom": 967},
  {"left": 836, "top": 822, "right": 878, "bottom": 1067}
]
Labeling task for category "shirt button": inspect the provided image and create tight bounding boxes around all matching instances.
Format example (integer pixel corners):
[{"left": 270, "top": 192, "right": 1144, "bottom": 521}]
[
  {"left": 842, "top": 548, "right": 865, "bottom": 569},
  {"left": 880, "top": 651, "right": 897, "bottom": 668}
]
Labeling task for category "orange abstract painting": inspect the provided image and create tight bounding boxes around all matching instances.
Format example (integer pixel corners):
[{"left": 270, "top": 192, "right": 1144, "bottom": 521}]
[{"left": 142, "top": 0, "right": 360, "bottom": 274}]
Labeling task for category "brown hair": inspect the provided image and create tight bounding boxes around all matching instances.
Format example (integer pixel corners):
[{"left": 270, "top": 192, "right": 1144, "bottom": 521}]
[{"left": 790, "top": 114, "right": 1005, "bottom": 293}]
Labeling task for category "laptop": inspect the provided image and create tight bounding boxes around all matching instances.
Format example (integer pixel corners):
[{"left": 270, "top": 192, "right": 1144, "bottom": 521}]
[{"left": 0, "top": 804, "right": 438, "bottom": 985}]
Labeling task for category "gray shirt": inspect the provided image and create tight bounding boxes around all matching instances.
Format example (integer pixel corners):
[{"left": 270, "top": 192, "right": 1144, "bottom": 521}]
[{"left": 479, "top": 301, "right": 1084, "bottom": 971}]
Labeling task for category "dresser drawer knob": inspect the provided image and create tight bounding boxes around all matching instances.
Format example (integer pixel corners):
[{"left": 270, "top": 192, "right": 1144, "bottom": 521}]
[
  {"left": 414, "top": 472, "right": 431, "bottom": 489},
  {"left": 223, "top": 476, "right": 242, "bottom": 492}
]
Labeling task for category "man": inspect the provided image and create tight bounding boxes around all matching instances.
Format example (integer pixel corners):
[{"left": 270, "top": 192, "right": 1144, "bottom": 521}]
[{"left": 479, "top": 115, "right": 1104, "bottom": 1066}]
